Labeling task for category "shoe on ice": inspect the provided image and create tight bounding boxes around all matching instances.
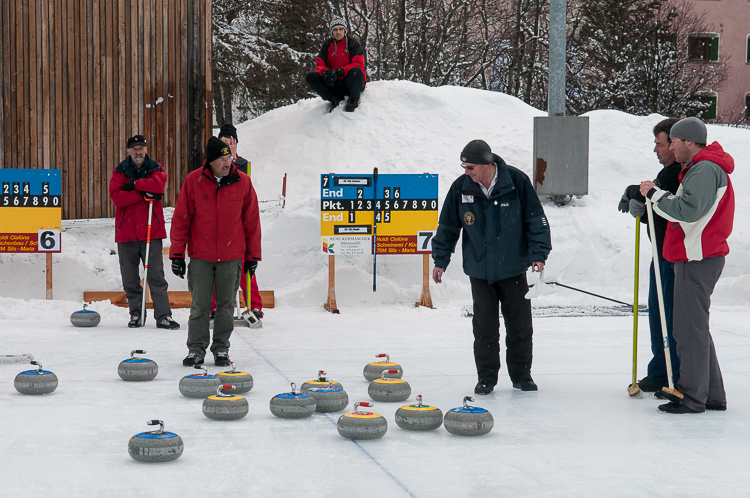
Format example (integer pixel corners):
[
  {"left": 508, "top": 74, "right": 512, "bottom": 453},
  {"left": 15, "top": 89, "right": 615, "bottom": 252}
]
[
  {"left": 512, "top": 378, "right": 538, "bottom": 392},
  {"left": 658, "top": 402, "right": 702, "bottom": 414},
  {"left": 658, "top": 388, "right": 684, "bottom": 404},
  {"left": 706, "top": 402, "right": 727, "bottom": 411},
  {"left": 128, "top": 310, "right": 144, "bottom": 328},
  {"left": 637, "top": 377, "right": 664, "bottom": 393},
  {"left": 251, "top": 308, "right": 264, "bottom": 320},
  {"left": 474, "top": 381, "right": 494, "bottom": 395},
  {"left": 214, "top": 351, "right": 231, "bottom": 367},
  {"left": 156, "top": 317, "right": 180, "bottom": 330},
  {"left": 183, "top": 352, "right": 204, "bottom": 367}
]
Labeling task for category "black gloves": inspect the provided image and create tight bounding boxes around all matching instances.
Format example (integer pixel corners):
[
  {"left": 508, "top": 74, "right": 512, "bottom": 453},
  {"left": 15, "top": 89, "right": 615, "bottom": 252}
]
[
  {"left": 322, "top": 70, "right": 336, "bottom": 87},
  {"left": 335, "top": 68, "right": 345, "bottom": 78},
  {"left": 171, "top": 258, "right": 186, "bottom": 279},
  {"left": 629, "top": 198, "right": 646, "bottom": 217},
  {"left": 122, "top": 179, "right": 136, "bottom": 191},
  {"left": 618, "top": 188, "right": 630, "bottom": 213},
  {"left": 244, "top": 260, "right": 258, "bottom": 278},
  {"left": 141, "top": 192, "right": 163, "bottom": 201}
]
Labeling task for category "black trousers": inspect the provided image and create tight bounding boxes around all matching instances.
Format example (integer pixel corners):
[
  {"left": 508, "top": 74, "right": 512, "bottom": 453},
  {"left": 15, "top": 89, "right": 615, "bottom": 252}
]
[
  {"left": 470, "top": 274, "right": 534, "bottom": 385},
  {"left": 305, "top": 67, "right": 365, "bottom": 102}
]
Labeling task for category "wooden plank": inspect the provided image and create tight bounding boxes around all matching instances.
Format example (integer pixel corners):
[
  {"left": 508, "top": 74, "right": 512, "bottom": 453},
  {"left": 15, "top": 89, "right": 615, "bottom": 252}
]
[
  {"left": 28, "top": 0, "right": 38, "bottom": 169},
  {"left": 41, "top": 0, "right": 50, "bottom": 169},
  {"left": 136, "top": 0, "right": 143, "bottom": 132},
  {"left": 53, "top": 0, "right": 63, "bottom": 173},
  {"left": 143, "top": 0, "right": 150, "bottom": 143},
  {"left": 46, "top": 253, "right": 53, "bottom": 299},
  {"left": 104, "top": 0, "right": 114, "bottom": 216},
  {"left": 167, "top": 0, "right": 177, "bottom": 201},
  {"left": 92, "top": 0, "right": 101, "bottom": 218},
  {"left": 1, "top": 0, "right": 9, "bottom": 168},
  {"left": 154, "top": 0, "right": 163, "bottom": 167},
  {"left": 116, "top": 0, "right": 125, "bottom": 217},
  {"left": 65, "top": 0, "right": 75, "bottom": 217},
  {"left": 24, "top": 0, "right": 32, "bottom": 169},
  {"left": 78, "top": 0, "right": 88, "bottom": 218},
  {"left": 84, "top": 290, "right": 276, "bottom": 309},
  {"left": 130, "top": 0, "right": 137, "bottom": 135},
  {"left": 15, "top": 0, "right": 24, "bottom": 169},
  {"left": 179, "top": 0, "right": 187, "bottom": 176}
]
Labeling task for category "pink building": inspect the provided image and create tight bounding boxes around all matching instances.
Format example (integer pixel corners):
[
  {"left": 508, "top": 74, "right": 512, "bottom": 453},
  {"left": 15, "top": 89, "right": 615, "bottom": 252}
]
[{"left": 686, "top": 0, "right": 750, "bottom": 124}]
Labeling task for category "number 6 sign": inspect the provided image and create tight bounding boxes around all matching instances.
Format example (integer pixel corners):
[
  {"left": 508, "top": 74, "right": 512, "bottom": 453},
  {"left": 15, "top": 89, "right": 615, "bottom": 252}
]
[{"left": 37, "top": 229, "right": 60, "bottom": 252}]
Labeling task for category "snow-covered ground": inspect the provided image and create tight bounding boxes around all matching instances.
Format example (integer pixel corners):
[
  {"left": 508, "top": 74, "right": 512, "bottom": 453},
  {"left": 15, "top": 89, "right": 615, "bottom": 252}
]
[{"left": 1, "top": 81, "right": 750, "bottom": 496}]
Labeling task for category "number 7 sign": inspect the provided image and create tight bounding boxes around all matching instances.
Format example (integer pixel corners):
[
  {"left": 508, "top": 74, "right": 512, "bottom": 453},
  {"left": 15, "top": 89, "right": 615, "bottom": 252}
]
[{"left": 417, "top": 231, "right": 435, "bottom": 253}]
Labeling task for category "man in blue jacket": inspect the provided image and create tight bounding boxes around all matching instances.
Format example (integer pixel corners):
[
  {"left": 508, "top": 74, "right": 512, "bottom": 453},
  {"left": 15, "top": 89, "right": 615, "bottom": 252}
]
[{"left": 432, "top": 140, "right": 551, "bottom": 395}]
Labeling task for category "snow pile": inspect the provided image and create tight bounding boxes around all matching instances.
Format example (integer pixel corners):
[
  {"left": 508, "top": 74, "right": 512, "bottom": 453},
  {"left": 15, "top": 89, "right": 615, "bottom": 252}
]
[{"left": 1, "top": 80, "right": 749, "bottom": 309}]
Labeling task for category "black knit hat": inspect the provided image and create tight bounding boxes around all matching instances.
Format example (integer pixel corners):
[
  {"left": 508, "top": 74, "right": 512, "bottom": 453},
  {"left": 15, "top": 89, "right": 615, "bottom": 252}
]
[
  {"left": 127, "top": 135, "right": 147, "bottom": 148},
  {"left": 218, "top": 123, "right": 238, "bottom": 143},
  {"left": 206, "top": 136, "right": 231, "bottom": 163},
  {"left": 460, "top": 140, "right": 493, "bottom": 165}
]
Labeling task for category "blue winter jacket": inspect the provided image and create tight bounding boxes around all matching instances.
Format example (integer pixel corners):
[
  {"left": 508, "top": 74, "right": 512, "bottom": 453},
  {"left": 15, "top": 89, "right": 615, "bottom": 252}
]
[{"left": 432, "top": 154, "right": 551, "bottom": 284}]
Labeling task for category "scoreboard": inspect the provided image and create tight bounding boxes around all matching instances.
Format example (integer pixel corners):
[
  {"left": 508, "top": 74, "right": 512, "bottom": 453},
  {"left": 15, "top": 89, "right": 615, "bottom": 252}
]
[
  {"left": 0, "top": 169, "right": 62, "bottom": 253},
  {"left": 321, "top": 173, "right": 438, "bottom": 255}
]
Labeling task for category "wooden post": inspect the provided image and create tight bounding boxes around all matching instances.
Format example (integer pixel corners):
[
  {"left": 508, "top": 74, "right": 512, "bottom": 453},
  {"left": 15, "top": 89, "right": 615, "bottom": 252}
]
[
  {"left": 416, "top": 253, "right": 434, "bottom": 308},
  {"left": 324, "top": 254, "right": 339, "bottom": 314},
  {"left": 46, "top": 253, "right": 53, "bottom": 300}
]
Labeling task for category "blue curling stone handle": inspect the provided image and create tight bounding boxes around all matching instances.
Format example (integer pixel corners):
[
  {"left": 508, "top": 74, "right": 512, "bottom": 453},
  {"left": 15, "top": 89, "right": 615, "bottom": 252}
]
[{"left": 135, "top": 431, "right": 180, "bottom": 439}]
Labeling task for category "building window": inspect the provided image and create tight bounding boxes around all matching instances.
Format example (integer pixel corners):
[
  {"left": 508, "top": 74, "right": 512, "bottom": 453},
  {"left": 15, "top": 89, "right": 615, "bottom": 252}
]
[
  {"left": 704, "top": 93, "right": 717, "bottom": 121},
  {"left": 745, "top": 93, "right": 750, "bottom": 122},
  {"left": 688, "top": 33, "right": 719, "bottom": 61}
]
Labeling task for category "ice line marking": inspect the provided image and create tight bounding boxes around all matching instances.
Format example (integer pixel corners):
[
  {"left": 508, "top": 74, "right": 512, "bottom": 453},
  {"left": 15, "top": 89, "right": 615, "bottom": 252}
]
[{"left": 235, "top": 331, "right": 417, "bottom": 498}]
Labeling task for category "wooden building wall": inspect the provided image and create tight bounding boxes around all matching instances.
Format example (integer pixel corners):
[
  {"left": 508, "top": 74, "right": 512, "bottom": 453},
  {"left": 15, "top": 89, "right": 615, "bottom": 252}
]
[{"left": 0, "top": 0, "right": 213, "bottom": 219}]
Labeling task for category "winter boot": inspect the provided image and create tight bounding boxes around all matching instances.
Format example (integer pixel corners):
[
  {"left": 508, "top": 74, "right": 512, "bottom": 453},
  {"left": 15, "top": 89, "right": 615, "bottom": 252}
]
[
  {"left": 214, "top": 351, "right": 231, "bottom": 367},
  {"left": 474, "top": 381, "right": 494, "bottom": 395},
  {"left": 157, "top": 317, "right": 180, "bottom": 330},
  {"left": 344, "top": 96, "right": 359, "bottom": 112},
  {"left": 183, "top": 352, "right": 205, "bottom": 367},
  {"left": 128, "top": 310, "right": 144, "bottom": 328},
  {"left": 329, "top": 96, "right": 343, "bottom": 113}
]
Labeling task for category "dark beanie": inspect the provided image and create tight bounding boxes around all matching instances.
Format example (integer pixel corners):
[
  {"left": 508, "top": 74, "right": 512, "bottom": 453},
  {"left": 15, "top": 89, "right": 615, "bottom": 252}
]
[
  {"left": 461, "top": 140, "right": 493, "bottom": 165},
  {"left": 206, "top": 136, "right": 231, "bottom": 163},
  {"left": 670, "top": 117, "right": 707, "bottom": 144},
  {"left": 218, "top": 123, "right": 238, "bottom": 143}
]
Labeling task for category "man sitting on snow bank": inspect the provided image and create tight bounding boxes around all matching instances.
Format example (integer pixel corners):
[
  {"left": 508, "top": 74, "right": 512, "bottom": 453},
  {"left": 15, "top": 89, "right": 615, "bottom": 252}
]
[{"left": 305, "top": 17, "right": 366, "bottom": 113}]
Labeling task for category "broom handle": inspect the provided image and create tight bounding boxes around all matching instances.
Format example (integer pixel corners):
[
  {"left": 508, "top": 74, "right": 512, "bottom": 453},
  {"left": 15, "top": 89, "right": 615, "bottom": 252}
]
[
  {"left": 646, "top": 199, "right": 675, "bottom": 390},
  {"left": 632, "top": 216, "right": 640, "bottom": 387},
  {"left": 140, "top": 199, "right": 154, "bottom": 326}
]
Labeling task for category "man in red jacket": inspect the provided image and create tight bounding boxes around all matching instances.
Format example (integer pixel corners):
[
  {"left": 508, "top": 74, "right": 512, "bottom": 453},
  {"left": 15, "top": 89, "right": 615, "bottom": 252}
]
[
  {"left": 305, "top": 17, "right": 366, "bottom": 113},
  {"left": 640, "top": 117, "right": 734, "bottom": 414},
  {"left": 170, "top": 137, "right": 261, "bottom": 367},
  {"left": 109, "top": 135, "right": 179, "bottom": 329}
]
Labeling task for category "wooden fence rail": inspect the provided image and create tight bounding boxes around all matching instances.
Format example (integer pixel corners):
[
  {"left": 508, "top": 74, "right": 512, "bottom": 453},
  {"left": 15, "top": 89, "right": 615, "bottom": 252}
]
[{"left": 0, "top": 0, "right": 213, "bottom": 219}]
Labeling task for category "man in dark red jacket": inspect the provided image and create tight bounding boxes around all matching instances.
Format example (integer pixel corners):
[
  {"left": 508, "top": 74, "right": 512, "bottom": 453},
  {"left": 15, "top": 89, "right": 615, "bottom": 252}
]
[
  {"left": 305, "top": 17, "right": 366, "bottom": 112},
  {"left": 170, "top": 137, "right": 261, "bottom": 367},
  {"left": 109, "top": 135, "right": 179, "bottom": 329}
]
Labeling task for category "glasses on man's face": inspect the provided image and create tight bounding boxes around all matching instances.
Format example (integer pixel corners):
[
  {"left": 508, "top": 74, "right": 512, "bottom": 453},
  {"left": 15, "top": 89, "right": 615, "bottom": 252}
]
[{"left": 461, "top": 163, "right": 477, "bottom": 171}]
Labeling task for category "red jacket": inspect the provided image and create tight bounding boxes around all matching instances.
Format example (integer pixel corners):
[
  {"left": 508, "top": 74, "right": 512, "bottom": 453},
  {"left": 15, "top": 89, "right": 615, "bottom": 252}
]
[
  {"left": 651, "top": 142, "right": 735, "bottom": 262},
  {"left": 169, "top": 162, "right": 261, "bottom": 263},
  {"left": 109, "top": 156, "right": 167, "bottom": 243},
  {"left": 315, "top": 35, "right": 367, "bottom": 82}
]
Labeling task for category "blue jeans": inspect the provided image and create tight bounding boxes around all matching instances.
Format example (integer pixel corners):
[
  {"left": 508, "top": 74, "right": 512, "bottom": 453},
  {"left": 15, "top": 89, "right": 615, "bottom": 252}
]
[{"left": 646, "top": 259, "right": 679, "bottom": 385}]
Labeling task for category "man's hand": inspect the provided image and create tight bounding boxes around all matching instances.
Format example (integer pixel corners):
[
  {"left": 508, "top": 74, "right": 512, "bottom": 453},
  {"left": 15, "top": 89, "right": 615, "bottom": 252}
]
[
  {"left": 531, "top": 261, "right": 545, "bottom": 272},
  {"left": 244, "top": 260, "right": 258, "bottom": 278},
  {"left": 142, "top": 192, "right": 163, "bottom": 201},
  {"left": 322, "top": 70, "right": 336, "bottom": 87},
  {"left": 121, "top": 179, "right": 136, "bottom": 191},
  {"left": 335, "top": 68, "right": 345, "bottom": 78},
  {"left": 227, "top": 136, "right": 238, "bottom": 159},
  {"left": 171, "top": 258, "right": 186, "bottom": 279},
  {"left": 618, "top": 189, "right": 630, "bottom": 213},
  {"left": 640, "top": 180, "right": 656, "bottom": 197},
  {"left": 432, "top": 267, "right": 445, "bottom": 284},
  {"left": 629, "top": 198, "right": 645, "bottom": 217}
]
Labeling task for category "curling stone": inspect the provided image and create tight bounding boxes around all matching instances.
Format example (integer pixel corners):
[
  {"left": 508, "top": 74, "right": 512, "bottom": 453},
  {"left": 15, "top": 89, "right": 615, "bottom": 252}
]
[
  {"left": 269, "top": 382, "right": 316, "bottom": 419},
  {"left": 395, "top": 394, "right": 443, "bottom": 431},
  {"left": 307, "top": 380, "right": 349, "bottom": 413},
  {"left": 70, "top": 303, "right": 101, "bottom": 327},
  {"left": 337, "top": 402, "right": 387, "bottom": 440},
  {"left": 217, "top": 362, "right": 253, "bottom": 394},
  {"left": 363, "top": 353, "right": 403, "bottom": 381},
  {"left": 368, "top": 369, "right": 411, "bottom": 402},
  {"left": 128, "top": 420, "right": 183, "bottom": 462},
  {"left": 444, "top": 396, "right": 494, "bottom": 436},
  {"left": 178, "top": 365, "right": 221, "bottom": 398},
  {"left": 15, "top": 361, "right": 58, "bottom": 395},
  {"left": 202, "top": 384, "right": 249, "bottom": 420},
  {"left": 118, "top": 350, "right": 158, "bottom": 381},
  {"left": 300, "top": 370, "right": 343, "bottom": 393}
]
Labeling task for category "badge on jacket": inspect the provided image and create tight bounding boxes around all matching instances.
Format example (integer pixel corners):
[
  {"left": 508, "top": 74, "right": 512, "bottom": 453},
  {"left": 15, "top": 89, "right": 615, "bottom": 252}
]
[
  {"left": 464, "top": 212, "right": 475, "bottom": 225},
  {"left": 462, "top": 194, "right": 474, "bottom": 203}
]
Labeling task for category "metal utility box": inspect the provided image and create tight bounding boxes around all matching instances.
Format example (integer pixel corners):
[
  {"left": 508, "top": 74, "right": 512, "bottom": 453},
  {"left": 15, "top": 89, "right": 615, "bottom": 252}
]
[{"left": 533, "top": 116, "right": 589, "bottom": 196}]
